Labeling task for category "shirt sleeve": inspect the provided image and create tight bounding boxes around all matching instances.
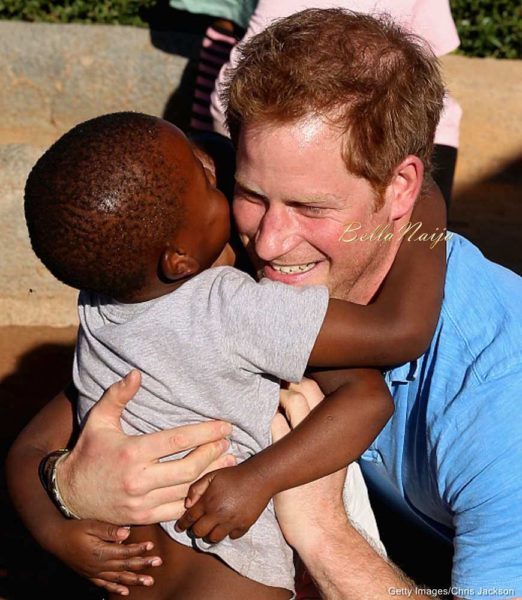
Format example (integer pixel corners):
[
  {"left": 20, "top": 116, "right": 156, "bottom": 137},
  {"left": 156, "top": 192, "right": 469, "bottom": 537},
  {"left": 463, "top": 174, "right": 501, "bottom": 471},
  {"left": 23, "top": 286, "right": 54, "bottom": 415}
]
[
  {"left": 206, "top": 267, "right": 329, "bottom": 382},
  {"left": 439, "top": 371, "right": 522, "bottom": 599}
]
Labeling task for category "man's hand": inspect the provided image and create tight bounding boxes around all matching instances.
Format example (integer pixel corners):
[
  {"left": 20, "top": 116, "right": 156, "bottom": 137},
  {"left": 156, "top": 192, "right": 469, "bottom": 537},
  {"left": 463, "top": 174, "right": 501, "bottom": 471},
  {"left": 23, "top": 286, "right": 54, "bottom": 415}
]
[
  {"left": 174, "top": 463, "right": 271, "bottom": 542},
  {"left": 50, "top": 519, "right": 161, "bottom": 596},
  {"left": 57, "top": 371, "right": 235, "bottom": 524},
  {"left": 271, "top": 379, "right": 348, "bottom": 552}
]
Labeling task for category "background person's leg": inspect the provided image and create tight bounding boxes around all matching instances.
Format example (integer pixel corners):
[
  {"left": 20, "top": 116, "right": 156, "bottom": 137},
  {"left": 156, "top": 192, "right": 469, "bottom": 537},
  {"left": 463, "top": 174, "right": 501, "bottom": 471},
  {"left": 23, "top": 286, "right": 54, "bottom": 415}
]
[
  {"left": 431, "top": 144, "right": 458, "bottom": 210},
  {"left": 189, "top": 20, "right": 241, "bottom": 132}
]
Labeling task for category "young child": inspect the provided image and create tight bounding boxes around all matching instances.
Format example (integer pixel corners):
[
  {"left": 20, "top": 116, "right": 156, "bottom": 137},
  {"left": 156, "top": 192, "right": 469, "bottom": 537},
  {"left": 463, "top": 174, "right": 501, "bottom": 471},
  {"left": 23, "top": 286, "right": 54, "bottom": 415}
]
[{"left": 24, "top": 111, "right": 445, "bottom": 599}]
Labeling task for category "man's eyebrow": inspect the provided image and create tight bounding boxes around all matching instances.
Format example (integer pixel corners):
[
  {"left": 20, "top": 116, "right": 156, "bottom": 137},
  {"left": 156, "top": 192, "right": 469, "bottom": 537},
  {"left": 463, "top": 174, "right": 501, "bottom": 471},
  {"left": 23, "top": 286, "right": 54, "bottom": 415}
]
[
  {"left": 235, "top": 180, "right": 345, "bottom": 206},
  {"left": 286, "top": 193, "right": 345, "bottom": 205}
]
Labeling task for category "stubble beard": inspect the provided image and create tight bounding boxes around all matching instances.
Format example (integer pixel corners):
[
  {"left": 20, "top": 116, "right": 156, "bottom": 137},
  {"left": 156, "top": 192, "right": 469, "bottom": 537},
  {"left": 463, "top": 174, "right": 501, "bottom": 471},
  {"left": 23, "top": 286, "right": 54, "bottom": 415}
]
[{"left": 329, "top": 239, "right": 393, "bottom": 304}]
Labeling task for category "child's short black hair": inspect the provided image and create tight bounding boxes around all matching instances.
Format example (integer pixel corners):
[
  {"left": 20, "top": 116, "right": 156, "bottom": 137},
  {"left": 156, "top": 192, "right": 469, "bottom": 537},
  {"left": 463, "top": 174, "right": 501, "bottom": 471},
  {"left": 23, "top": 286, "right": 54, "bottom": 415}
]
[{"left": 25, "top": 112, "right": 185, "bottom": 301}]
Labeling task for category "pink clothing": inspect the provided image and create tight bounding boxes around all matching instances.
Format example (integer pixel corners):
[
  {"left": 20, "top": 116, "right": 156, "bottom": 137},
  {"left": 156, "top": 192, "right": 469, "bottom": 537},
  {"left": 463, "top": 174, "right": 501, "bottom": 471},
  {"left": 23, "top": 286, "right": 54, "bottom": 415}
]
[{"left": 211, "top": 0, "right": 462, "bottom": 147}]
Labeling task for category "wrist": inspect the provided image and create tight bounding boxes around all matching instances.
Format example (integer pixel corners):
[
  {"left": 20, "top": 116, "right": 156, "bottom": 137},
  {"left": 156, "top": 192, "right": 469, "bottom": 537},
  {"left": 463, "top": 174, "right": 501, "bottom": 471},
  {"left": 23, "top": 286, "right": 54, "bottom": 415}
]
[
  {"left": 242, "top": 444, "right": 294, "bottom": 496},
  {"left": 238, "top": 458, "right": 278, "bottom": 499},
  {"left": 39, "top": 449, "right": 81, "bottom": 519},
  {"left": 294, "top": 507, "right": 351, "bottom": 562},
  {"left": 55, "top": 450, "right": 86, "bottom": 519}
]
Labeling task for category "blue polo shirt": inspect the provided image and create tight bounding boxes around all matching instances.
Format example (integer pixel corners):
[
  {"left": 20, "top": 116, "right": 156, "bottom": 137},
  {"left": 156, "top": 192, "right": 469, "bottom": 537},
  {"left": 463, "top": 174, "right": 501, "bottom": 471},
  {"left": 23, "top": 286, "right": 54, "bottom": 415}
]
[{"left": 360, "top": 233, "right": 522, "bottom": 599}]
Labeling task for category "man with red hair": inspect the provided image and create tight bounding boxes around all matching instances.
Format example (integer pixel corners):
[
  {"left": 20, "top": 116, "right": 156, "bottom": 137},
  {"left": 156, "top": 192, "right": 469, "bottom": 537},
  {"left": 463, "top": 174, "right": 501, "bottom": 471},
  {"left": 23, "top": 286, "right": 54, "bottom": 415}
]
[{"left": 8, "top": 9, "right": 522, "bottom": 600}]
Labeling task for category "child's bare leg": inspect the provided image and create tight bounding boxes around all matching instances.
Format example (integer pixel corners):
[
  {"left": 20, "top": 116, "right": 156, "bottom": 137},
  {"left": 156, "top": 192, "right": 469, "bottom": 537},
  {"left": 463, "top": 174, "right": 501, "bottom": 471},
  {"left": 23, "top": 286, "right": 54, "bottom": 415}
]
[{"left": 110, "top": 524, "right": 292, "bottom": 600}]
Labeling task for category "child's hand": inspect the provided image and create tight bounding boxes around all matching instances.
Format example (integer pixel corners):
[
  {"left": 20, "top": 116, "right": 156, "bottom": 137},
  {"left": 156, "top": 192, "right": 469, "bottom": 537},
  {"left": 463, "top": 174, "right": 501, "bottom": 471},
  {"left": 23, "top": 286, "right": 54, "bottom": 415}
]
[
  {"left": 175, "top": 464, "right": 271, "bottom": 543},
  {"left": 52, "top": 519, "right": 162, "bottom": 596}
]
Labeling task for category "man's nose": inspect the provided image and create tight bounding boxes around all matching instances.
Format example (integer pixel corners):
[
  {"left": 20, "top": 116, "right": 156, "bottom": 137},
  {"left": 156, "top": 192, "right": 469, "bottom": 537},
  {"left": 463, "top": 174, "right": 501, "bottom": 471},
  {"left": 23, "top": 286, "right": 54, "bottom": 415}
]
[{"left": 254, "top": 204, "right": 301, "bottom": 261}]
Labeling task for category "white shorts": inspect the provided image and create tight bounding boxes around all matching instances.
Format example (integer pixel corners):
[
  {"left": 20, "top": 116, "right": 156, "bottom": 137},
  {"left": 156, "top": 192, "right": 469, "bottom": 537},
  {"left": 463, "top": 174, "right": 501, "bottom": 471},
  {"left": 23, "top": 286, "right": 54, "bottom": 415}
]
[{"left": 343, "top": 462, "right": 387, "bottom": 557}]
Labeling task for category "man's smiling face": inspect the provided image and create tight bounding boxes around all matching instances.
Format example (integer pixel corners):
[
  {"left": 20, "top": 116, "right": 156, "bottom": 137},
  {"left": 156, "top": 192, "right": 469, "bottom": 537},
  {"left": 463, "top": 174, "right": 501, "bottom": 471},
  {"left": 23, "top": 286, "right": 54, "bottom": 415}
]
[{"left": 233, "top": 116, "right": 397, "bottom": 301}]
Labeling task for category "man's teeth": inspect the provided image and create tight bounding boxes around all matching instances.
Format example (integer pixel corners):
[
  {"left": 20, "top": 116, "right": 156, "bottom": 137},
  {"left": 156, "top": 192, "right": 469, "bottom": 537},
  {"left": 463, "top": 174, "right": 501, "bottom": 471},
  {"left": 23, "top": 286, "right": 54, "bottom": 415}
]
[{"left": 271, "top": 262, "right": 316, "bottom": 274}]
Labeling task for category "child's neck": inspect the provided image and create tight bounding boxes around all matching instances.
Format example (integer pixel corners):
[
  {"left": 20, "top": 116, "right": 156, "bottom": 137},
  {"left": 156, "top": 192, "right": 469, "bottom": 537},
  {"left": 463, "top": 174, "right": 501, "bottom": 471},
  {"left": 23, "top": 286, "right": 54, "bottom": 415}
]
[
  {"left": 115, "top": 275, "right": 196, "bottom": 304},
  {"left": 115, "top": 244, "right": 236, "bottom": 304}
]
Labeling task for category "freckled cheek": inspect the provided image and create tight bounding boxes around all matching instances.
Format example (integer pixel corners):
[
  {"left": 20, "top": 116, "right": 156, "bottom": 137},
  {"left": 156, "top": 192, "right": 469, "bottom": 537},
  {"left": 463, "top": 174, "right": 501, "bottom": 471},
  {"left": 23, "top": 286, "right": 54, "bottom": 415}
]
[{"left": 298, "top": 218, "right": 346, "bottom": 259}]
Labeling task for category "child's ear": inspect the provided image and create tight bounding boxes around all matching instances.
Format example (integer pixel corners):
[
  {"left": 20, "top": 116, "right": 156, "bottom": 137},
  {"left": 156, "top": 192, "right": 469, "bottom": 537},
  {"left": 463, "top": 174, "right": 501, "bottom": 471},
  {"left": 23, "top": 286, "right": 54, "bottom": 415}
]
[
  {"left": 192, "top": 145, "right": 217, "bottom": 186},
  {"left": 161, "top": 247, "right": 200, "bottom": 281}
]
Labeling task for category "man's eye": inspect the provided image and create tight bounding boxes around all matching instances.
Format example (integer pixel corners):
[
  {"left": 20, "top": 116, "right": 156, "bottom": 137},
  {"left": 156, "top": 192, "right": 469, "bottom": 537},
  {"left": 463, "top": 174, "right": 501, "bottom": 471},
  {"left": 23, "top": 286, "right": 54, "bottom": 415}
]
[
  {"left": 235, "top": 190, "right": 265, "bottom": 206},
  {"left": 301, "top": 205, "right": 324, "bottom": 214}
]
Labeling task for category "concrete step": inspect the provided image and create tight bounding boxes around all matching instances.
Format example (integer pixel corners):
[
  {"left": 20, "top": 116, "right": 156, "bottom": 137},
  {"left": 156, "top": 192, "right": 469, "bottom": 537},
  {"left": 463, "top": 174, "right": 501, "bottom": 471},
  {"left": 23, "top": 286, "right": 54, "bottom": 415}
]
[{"left": 1, "top": 142, "right": 78, "bottom": 326}]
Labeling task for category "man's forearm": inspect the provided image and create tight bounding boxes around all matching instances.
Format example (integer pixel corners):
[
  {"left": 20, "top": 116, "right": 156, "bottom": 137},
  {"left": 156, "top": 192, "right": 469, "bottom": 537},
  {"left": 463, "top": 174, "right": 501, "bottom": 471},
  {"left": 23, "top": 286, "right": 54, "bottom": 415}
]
[{"left": 299, "top": 516, "right": 428, "bottom": 600}]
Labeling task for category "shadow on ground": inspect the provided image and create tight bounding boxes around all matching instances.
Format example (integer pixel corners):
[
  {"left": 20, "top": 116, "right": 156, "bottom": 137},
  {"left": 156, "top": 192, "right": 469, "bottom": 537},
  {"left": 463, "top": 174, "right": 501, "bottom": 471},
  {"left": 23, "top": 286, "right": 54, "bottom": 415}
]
[
  {"left": 449, "top": 154, "right": 522, "bottom": 275},
  {"left": 0, "top": 339, "right": 101, "bottom": 600}
]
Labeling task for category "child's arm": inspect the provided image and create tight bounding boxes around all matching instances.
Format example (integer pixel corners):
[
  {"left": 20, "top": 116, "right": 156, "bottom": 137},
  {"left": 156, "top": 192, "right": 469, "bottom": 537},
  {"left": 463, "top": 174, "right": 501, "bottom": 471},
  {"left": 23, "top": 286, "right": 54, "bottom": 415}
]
[
  {"left": 5, "top": 387, "right": 159, "bottom": 596},
  {"left": 175, "top": 367, "right": 392, "bottom": 542},
  {"left": 310, "top": 180, "right": 447, "bottom": 367}
]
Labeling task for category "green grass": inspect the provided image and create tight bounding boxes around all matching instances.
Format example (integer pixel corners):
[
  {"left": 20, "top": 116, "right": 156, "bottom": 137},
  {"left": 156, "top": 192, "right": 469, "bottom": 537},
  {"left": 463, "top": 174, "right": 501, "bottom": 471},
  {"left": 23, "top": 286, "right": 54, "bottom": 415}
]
[
  {"left": 0, "top": 0, "right": 155, "bottom": 26},
  {"left": 450, "top": 0, "right": 521, "bottom": 58}
]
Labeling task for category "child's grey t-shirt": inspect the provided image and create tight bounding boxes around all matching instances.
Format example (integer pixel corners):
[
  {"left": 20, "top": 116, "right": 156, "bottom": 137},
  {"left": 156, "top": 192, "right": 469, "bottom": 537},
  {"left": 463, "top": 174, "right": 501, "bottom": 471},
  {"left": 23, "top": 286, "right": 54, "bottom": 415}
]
[{"left": 74, "top": 266, "right": 329, "bottom": 592}]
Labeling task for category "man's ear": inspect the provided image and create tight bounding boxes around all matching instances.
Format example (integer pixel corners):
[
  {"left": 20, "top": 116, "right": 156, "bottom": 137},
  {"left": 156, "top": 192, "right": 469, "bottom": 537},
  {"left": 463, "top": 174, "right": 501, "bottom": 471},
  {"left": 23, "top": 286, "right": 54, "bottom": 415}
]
[
  {"left": 386, "top": 155, "right": 424, "bottom": 221},
  {"left": 161, "top": 246, "right": 200, "bottom": 281}
]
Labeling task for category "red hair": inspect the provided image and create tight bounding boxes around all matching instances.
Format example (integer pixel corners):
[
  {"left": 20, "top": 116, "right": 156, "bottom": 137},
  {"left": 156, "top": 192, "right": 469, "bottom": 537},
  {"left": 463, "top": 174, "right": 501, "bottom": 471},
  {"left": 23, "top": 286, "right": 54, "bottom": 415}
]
[{"left": 224, "top": 9, "right": 445, "bottom": 195}]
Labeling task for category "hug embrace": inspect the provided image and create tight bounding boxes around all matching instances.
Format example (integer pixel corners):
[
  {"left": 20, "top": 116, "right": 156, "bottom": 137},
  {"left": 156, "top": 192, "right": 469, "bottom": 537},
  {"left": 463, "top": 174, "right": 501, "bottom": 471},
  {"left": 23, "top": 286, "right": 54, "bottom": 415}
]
[{"left": 7, "top": 8, "right": 522, "bottom": 600}]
